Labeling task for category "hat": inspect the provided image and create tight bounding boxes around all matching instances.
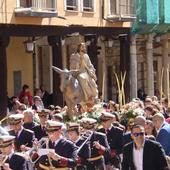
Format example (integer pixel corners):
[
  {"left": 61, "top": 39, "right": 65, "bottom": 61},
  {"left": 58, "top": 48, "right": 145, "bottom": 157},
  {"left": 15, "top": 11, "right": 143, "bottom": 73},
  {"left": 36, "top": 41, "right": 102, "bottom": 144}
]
[
  {"left": 53, "top": 113, "right": 63, "bottom": 122},
  {"left": 46, "top": 120, "right": 63, "bottom": 132},
  {"left": 80, "top": 117, "right": 97, "bottom": 129},
  {"left": 100, "top": 112, "right": 115, "bottom": 121},
  {"left": 37, "top": 109, "right": 50, "bottom": 116},
  {"left": 8, "top": 114, "right": 24, "bottom": 125},
  {"left": 0, "top": 135, "right": 15, "bottom": 148},
  {"left": 145, "top": 97, "right": 152, "bottom": 102},
  {"left": 132, "top": 98, "right": 140, "bottom": 102},
  {"left": 48, "top": 105, "right": 55, "bottom": 111},
  {"left": 66, "top": 122, "right": 80, "bottom": 132}
]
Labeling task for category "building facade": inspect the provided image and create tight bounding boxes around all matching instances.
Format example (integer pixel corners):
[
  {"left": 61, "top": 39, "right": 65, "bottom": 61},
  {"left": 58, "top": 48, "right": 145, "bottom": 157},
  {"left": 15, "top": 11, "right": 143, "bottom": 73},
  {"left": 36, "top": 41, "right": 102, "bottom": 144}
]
[{"left": 0, "top": 0, "right": 136, "bottom": 117}]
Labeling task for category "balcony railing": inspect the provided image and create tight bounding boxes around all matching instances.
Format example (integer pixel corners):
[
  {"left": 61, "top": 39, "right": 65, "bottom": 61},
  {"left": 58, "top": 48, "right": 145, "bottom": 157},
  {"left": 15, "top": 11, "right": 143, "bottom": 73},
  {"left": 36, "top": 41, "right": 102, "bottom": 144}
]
[
  {"left": 107, "top": 0, "right": 136, "bottom": 21},
  {"left": 15, "top": 0, "right": 57, "bottom": 17}
]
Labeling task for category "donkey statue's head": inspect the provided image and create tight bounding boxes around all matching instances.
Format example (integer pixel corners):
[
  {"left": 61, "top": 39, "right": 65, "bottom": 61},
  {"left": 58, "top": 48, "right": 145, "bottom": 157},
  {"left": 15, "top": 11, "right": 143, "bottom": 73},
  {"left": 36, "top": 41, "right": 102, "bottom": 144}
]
[{"left": 52, "top": 66, "right": 72, "bottom": 92}]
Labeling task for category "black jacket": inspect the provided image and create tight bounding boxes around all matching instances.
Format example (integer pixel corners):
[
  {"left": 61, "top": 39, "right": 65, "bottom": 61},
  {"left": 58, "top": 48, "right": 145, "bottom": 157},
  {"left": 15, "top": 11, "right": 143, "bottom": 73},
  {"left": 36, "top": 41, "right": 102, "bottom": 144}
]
[
  {"left": 122, "top": 139, "right": 169, "bottom": 170},
  {"left": 33, "top": 125, "right": 47, "bottom": 140},
  {"left": 38, "top": 137, "right": 77, "bottom": 168},
  {"left": 5, "top": 153, "right": 28, "bottom": 170},
  {"left": 9, "top": 128, "right": 34, "bottom": 151}
]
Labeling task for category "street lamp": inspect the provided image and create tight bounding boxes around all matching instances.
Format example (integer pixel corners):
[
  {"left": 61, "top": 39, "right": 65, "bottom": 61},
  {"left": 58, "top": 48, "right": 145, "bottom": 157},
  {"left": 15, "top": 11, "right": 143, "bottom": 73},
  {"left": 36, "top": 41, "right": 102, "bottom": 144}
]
[{"left": 24, "top": 37, "right": 35, "bottom": 53}]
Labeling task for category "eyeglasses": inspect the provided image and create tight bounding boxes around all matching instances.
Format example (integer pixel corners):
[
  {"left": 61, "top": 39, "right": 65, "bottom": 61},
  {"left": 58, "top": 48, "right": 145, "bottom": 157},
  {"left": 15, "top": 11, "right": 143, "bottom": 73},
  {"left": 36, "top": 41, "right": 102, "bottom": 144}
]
[{"left": 133, "top": 132, "right": 144, "bottom": 137}]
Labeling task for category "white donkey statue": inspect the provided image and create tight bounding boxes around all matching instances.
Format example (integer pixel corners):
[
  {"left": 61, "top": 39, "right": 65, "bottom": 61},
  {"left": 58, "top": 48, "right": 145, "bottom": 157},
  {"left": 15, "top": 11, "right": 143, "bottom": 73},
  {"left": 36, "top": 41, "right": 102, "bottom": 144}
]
[{"left": 52, "top": 66, "right": 85, "bottom": 119}]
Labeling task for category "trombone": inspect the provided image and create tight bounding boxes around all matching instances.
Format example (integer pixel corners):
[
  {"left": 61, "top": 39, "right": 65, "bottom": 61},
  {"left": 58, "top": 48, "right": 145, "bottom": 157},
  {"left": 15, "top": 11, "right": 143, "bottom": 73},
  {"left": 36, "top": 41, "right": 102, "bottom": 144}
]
[{"left": 76, "top": 131, "right": 93, "bottom": 154}]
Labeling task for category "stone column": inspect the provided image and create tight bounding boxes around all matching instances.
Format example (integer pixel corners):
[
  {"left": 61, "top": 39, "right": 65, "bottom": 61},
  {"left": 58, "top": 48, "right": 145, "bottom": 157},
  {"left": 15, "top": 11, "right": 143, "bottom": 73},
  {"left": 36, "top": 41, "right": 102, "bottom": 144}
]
[
  {"left": 0, "top": 36, "right": 9, "bottom": 119},
  {"left": 162, "top": 36, "right": 169, "bottom": 96},
  {"left": 48, "top": 36, "right": 63, "bottom": 106},
  {"left": 146, "top": 34, "right": 154, "bottom": 96},
  {"left": 130, "top": 35, "right": 137, "bottom": 100}
]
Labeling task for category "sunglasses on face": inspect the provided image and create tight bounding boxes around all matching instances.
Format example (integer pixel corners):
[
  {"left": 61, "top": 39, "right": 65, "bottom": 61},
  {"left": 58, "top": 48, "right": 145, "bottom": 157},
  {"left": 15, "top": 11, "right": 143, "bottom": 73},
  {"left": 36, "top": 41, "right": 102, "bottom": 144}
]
[{"left": 133, "top": 132, "right": 144, "bottom": 137}]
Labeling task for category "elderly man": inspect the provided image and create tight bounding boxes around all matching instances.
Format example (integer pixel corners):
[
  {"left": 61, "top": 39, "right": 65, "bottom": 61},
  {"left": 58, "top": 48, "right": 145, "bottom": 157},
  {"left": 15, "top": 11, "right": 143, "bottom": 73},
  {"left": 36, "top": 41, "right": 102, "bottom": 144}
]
[
  {"left": 153, "top": 113, "right": 170, "bottom": 156},
  {"left": 122, "top": 124, "right": 168, "bottom": 170},
  {"left": 23, "top": 109, "right": 36, "bottom": 131}
]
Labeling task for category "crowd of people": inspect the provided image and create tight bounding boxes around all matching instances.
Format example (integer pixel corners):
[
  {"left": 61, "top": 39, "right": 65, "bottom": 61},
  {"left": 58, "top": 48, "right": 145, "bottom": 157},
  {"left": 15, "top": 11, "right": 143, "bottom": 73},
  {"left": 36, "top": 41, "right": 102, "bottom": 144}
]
[
  {"left": 0, "top": 89, "right": 170, "bottom": 170},
  {"left": 1, "top": 42, "right": 170, "bottom": 170}
]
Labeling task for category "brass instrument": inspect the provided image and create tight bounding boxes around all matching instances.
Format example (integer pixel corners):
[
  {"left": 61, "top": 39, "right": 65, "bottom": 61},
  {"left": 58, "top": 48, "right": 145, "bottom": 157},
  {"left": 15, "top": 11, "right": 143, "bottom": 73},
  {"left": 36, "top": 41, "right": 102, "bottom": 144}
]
[
  {"left": 26, "top": 137, "right": 49, "bottom": 164},
  {"left": 76, "top": 130, "right": 93, "bottom": 154},
  {"left": 0, "top": 154, "right": 8, "bottom": 169},
  {"left": 0, "top": 115, "right": 9, "bottom": 125}
]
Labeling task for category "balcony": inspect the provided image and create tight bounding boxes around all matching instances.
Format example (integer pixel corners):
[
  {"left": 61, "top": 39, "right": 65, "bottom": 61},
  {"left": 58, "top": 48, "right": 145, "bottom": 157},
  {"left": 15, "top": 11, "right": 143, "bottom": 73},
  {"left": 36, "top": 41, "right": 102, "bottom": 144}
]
[
  {"left": 107, "top": 0, "right": 136, "bottom": 22},
  {"left": 15, "top": 0, "right": 57, "bottom": 17}
]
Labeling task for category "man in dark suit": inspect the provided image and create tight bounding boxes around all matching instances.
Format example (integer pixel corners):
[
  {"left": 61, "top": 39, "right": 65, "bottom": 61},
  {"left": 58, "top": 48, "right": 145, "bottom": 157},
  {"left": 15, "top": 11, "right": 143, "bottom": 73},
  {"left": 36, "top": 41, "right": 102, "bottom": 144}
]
[
  {"left": 38, "top": 120, "right": 77, "bottom": 169},
  {"left": 80, "top": 117, "right": 110, "bottom": 170},
  {"left": 66, "top": 122, "right": 90, "bottom": 170},
  {"left": 0, "top": 135, "right": 28, "bottom": 170},
  {"left": 8, "top": 114, "right": 35, "bottom": 152},
  {"left": 33, "top": 109, "right": 49, "bottom": 140},
  {"left": 122, "top": 124, "right": 168, "bottom": 170},
  {"left": 98, "top": 112, "right": 123, "bottom": 169}
]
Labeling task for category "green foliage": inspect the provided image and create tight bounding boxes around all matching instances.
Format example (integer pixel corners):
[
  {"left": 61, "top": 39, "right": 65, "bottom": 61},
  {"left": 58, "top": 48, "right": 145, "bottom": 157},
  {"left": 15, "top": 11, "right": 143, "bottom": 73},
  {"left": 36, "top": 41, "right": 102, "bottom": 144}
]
[{"left": 120, "top": 109, "right": 138, "bottom": 127}]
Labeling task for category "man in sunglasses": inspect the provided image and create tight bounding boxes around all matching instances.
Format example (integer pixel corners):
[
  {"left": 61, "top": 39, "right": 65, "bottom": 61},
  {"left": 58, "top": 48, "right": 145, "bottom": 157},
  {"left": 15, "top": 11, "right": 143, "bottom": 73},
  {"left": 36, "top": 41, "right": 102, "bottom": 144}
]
[{"left": 122, "top": 124, "right": 168, "bottom": 170}]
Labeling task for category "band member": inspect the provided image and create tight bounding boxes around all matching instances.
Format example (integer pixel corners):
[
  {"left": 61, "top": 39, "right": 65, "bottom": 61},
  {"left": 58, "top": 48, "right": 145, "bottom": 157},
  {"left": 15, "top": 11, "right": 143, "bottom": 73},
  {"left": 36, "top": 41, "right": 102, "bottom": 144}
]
[
  {"left": 33, "top": 109, "right": 49, "bottom": 140},
  {"left": 67, "top": 122, "right": 90, "bottom": 170},
  {"left": 8, "top": 114, "right": 35, "bottom": 152},
  {"left": 52, "top": 113, "right": 63, "bottom": 122},
  {"left": 98, "top": 112, "right": 124, "bottom": 169},
  {"left": 80, "top": 117, "right": 110, "bottom": 170},
  {"left": 38, "top": 120, "right": 77, "bottom": 169},
  {"left": 0, "top": 135, "right": 28, "bottom": 170}
]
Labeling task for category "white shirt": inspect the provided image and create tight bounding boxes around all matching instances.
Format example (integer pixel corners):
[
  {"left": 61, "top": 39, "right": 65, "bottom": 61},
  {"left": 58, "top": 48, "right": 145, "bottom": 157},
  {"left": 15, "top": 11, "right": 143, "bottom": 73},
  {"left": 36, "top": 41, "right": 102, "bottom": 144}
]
[
  {"left": 133, "top": 143, "right": 144, "bottom": 170},
  {"left": 8, "top": 150, "right": 14, "bottom": 160},
  {"left": 17, "top": 126, "right": 24, "bottom": 138},
  {"left": 54, "top": 136, "right": 62, "bottom": 147}
]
